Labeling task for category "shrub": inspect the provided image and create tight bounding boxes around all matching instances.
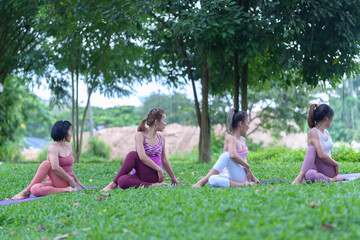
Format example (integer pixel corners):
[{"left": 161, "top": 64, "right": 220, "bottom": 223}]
[
  {"left": 81, "top": 136, "right": 111, "bottom": 163},
  {"left": 37, "top": 146, "right": 48, "bottom": 162},
  {"left": 0, "top": 140, "right": 23, "bottom": 162}
]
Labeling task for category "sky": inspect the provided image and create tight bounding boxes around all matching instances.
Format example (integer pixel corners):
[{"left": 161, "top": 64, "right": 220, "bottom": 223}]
[{"left": 31, "top": 78, "right": 201, "bottom": 108}]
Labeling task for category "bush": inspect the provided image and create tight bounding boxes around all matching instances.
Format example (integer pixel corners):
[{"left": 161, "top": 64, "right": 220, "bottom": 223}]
[
  {"left": 248, "top": 147, "right": 306, "bottom": 163},
  {"left": 37, "top": 146, "right": 48, "bottom": 162},
  {"left": 0, "top": 140, "right": 23, "bottom": 162},
  {"left": 332, "top": 145, "right": 360, "bottom": 162},
  {"left": 80, "top": 136, "right": 111, "bottom": 163}
]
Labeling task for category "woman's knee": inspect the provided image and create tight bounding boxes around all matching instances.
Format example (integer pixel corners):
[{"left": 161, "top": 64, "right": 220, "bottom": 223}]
[
  {"left": 305, "top": 170, "right": 317, "bottom": 182},
  {"left": 30, "top": 184, "right": 43, "bottom": 197},
  {"left": 117, "top": 175, "right": 132, "bottom": 189},
  {"left": 208, "top": 175, "right": 229, "bottom": 187},
  {"left": 40, "top": 160, "right": 51, "bottom": 169},
  {"left": 125, "top": 151, "right": 139, "bottom": 159}
]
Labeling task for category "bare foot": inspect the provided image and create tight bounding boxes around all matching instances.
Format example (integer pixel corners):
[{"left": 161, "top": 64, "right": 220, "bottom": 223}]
[
  {"left": 12, "top": 189, "right": 31, "bottom": 200},
  {"left": 330, "top": 176, "right": 347, "bottom": 182},
  {"left": 101, "top": 182, "right": 117, "bottom": 192},
  {"left": 244, "top": 182, "right": 255, "bottom": 186},
  {"left": 151, "top": 182, "right": 168, "bottom": 187},
  {"left": 64, "top": 186, "right": 77, "bottom": 192},
  {"left": 292, "top": 172, "right": 305, "bottom": 185},
  {"left": 192, "top": 179, "right": 206, "bottom": 188}
]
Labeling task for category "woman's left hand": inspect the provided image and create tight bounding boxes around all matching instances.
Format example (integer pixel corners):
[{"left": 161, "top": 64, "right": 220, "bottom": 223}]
[
  {"left": 75, "top": 180, "right": 86, "bottom": 190},
  {"left": 171, "top": 178, "right": 182, "bottom": 185}
]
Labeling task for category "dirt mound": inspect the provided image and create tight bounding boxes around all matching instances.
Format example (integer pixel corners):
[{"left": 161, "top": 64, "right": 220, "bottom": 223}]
[
  {"left": 82, "top": 123, "right": 200, "bottom": 159},
  {"left": 22, "top": 122, "right": 307, "bottom": 160}
]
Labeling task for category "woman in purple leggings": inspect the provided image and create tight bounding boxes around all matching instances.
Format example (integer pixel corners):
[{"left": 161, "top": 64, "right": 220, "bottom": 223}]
[
  {"left": 292, "top": 104, "right": 346, "bottom": 184},
  {"left": 101, "top": 108, "right": 181, "bottom": 191}
]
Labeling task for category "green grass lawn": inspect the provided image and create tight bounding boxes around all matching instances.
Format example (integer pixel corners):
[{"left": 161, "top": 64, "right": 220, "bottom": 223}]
[{"left": 1, "top": 152, "right": 360, "bottom": 240}]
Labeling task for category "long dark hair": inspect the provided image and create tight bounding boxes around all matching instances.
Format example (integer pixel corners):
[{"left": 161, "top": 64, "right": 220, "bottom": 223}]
[
  {"left": 307, "top": 104, "right": 334, "bottom": 128},
  {"left": 227, "top": 108, "right": 248, "bottom": 132},
  {"left": 137, "top": 108, "right": 165, "bottom": 132}
]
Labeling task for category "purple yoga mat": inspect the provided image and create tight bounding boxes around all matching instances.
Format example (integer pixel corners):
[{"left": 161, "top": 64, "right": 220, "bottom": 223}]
[
  {"left": 1, "top": 186, "right": 99, "bottom": 206},
  {"left": 337, "top": 173, "right": 360, "bottom": 181}
]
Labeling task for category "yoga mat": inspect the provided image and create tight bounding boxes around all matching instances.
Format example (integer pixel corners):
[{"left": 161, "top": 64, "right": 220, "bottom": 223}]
[
  {"left": 259, "top": 179, "right": 284, "bottom": 184},
  {"left": 1, "top": 186, "right": 99, "bottom": 206},
  {"left": 337, "top": 173, "right": 360, "bottom": 181}
]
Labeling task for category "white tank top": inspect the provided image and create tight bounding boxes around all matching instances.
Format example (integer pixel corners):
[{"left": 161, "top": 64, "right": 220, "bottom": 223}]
[{"left": 314, "top": 128, "right": 333, "bottom": 156}]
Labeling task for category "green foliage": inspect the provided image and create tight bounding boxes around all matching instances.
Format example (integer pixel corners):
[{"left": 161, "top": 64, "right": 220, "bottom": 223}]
[
  {"left": 0, "top": 76, "right": 52, "bottom": 144},
  {"left": 0, "top": 140, "right": 23, "bottom": 162},
  {"left": 329, "top": 75, "right": 360, "bottom": 142},
  {"left": 248, "top": 147, "right": 307, "bottom": 163},
  {"left": 332, "top": 145, "right": 360, "bottom": 163},
  {"left": 0, "top": 0, "right": 46, "bottom": 84},
  {"left": 56, "top": 105, "right": 141, "bottom": 131},
  {"left": 37, "top": 147, "right": 48, "bottom": 162},
  {"left": 80, "top": 136, "right": 111, "bottom": 163},
  {"left": 138, "top": 92, "right": 197, "bottom": 125}
]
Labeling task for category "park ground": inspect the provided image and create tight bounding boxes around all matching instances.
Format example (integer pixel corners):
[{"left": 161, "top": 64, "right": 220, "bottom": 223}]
[{"left": 1, "top": 149, "right": 360, "bottom": 240}]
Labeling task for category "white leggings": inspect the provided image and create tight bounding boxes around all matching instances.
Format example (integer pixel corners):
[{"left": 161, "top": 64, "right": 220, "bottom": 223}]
[{"left": 208, "top": 152, "right": 247, "bottom": 187}]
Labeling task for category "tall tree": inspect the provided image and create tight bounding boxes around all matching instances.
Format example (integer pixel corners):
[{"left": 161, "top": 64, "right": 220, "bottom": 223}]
[
  {"left": 0, "top": 0, "right": 46, "bottom": 86},
  {"left": 37, "top": 0, "right": 149, "bottom": 162}
]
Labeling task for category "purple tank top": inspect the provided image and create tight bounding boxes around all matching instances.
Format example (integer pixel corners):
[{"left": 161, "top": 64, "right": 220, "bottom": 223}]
[{"left": 132, "top": 133, "right": 163, "bottom": 175}]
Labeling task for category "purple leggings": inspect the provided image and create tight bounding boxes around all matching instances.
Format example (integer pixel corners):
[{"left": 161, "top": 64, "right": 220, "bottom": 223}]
[
  {"left": 113, "top": 151, "right": 159, "bottom": 189},
  {"left": 301, "top": 146, "right": 336, "bottom": 183}
]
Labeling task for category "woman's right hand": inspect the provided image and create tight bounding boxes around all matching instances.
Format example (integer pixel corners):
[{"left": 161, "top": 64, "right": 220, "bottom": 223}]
[
  {"left": 334, "top": 162, "right": 339, "bottom": 176},
  {"left": 157, "top": 168, "right": 165, "bottom": 182}
]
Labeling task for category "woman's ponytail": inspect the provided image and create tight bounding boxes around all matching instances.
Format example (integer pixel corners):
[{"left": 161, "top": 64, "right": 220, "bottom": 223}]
[
  {"left": 137, "top": 119, "right": 147, "bottom": 132},
  {"left": 307, "top": 104, "right": 317, "bottom": 128}
]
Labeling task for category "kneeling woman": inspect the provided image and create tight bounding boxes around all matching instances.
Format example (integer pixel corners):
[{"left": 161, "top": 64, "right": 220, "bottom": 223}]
[
  {"left": 12, "top": 121, "right": 85, "bottom": 200},
  {"left": 193, "top": 108, "right": 260, "bottom": 188},
  {"left": 292, "top": 104, "right": 346, "bottom": 184},
  {"left": 101, "top": 108, "right": 181, "bottom": 191}
]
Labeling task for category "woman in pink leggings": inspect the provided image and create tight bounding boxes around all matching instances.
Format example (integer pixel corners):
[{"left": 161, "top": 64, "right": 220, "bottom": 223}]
[
  {"left": 292, "top": 104, "right": 346, "bottom": 184},
  {"left": 101, "top": 108, "right": 181, "bottom": 191},
  {"left": 12, "top": 121, "right": 85, "bottom": 200}
]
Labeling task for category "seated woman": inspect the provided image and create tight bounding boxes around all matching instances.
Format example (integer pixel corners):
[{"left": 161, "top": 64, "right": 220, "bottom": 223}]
[
  {"left": 101, "top": 108, "right": 181, "bottom": 191},
  {"left": 192, "top": 108, "right": 260, "bottom": 188},
  {"left": 292, "top": 104, "right": 346, "bottom": 184},
  {"left": 12, "top": 121, "right": 85, "bottom": 200}
]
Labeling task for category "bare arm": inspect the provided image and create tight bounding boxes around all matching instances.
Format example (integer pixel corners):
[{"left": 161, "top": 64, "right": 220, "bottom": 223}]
[
  {"left": 227, "top": 135, "right": 250, "bottom": 169},
  {"left": 48, "top": 144, "right": 75, "bottom": 187},
  {"left": 135, "top": 132, "right": 163, "bottom": 171},
  {"left": 73, "top": 174, "right": 85, "bottom": 189},
  {"left": 161, "top": 137, "right": 181, "bottom": 185},
  {"left": 308, "top": 129, "right": 337, "bottom": 166}
]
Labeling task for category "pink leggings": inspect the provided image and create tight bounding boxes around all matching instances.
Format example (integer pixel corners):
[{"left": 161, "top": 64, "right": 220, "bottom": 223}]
[
  {"left": 300, "top": 146, "right": 336, "bottom": 183},
  {"left": 113, "top": 151, "right": 159, "bottom": 189},
  {"left": 26, "top": 161, "right": 71, "bottom": 197}
]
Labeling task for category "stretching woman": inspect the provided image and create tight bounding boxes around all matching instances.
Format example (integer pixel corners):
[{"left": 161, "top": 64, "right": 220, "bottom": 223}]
[
  {"left": 12, "top": 121, "right": 85, "bottom": 200},
  {"left": 192, "top": 108, "right": 260, "bottom": 188},
  {"left": 101, "top": 108, "right": 181, "bottom": 191},
  {"left": 292, "top": 104, "right": 346, "bottom": 184}
]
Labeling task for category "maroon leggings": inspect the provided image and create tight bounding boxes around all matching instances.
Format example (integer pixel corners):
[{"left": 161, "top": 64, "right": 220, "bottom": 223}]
[
  {"left": 301, "top": 146, "right": 336, "bottom": 182},
  {"left": 113, "top": 151, "right": 160, "bottom": 189}
]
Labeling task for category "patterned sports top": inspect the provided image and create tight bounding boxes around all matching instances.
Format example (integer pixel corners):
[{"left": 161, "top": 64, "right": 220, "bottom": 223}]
[
  {"left": 224, "top": 135, "right": 249, "bottom": 158},
  {"left": 143, "top": 132, "right": 163, "bottom": 157},
  {"left": 132, "top": 132, "right": 163, "bottom": 175}
]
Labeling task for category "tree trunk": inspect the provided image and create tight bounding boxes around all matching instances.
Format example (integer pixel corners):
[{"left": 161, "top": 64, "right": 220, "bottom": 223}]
[
  {"left": 177, "top": 38, "right": 201, "bottom": 126},
  {"left": 199, "top": 57, "right": 211, "bottom": 163},
  {"left": 233, "top": 49, "right": 240, "bottom": 109},
  {"left": 241, "top": 62, "right": 248, "bottom": 112},
  {"left": 88, "top": 99, "right": 94, "bottom": 138}
]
